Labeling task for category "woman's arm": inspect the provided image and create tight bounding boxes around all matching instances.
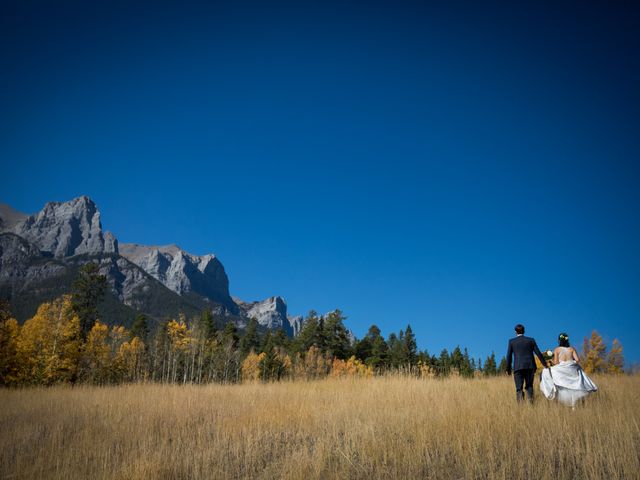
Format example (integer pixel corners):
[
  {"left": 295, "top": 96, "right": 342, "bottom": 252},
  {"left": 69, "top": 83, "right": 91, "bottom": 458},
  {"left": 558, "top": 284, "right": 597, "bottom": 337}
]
[
  {"left": 571, "top": 347, "right": 580, "bottom": 364},
  {"left": 553, "top": 347, "right": 558, "bottom": 365}
]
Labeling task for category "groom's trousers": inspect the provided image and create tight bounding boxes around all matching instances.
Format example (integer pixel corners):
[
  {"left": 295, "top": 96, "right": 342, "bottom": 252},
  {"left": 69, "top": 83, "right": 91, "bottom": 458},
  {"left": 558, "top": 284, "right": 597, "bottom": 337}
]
[{"left": 513, "top": 368, "right": 535, "bottom": 402}]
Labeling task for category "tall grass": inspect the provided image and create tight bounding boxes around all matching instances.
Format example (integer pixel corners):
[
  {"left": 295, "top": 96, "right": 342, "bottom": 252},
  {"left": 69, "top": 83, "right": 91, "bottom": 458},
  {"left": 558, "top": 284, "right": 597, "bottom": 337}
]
[{"left": 1, "top": 375, "right": 638, "bottom": 479}]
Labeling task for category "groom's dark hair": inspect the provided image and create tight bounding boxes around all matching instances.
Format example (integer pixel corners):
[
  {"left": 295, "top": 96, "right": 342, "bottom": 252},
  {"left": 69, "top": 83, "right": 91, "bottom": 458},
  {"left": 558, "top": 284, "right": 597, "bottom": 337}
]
[{"left": 514, "top": 324, "right": 525, "bottom": 334}]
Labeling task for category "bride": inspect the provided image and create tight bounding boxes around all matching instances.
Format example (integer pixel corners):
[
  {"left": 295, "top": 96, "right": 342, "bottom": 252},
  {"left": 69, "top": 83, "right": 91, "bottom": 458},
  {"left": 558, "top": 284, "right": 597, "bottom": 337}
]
[{"left": 540, "top": 333, "right": 598, "bottom": 407}]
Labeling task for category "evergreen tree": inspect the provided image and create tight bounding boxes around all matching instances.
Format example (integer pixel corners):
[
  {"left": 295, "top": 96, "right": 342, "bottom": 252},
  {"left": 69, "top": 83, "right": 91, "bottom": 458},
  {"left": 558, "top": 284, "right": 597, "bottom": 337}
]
[
  {"left": 260, "top": 330, "right": 273, "bottom": 353},
  {"left": 259, "top": 334, "right": 286, "bottom": 381},
  {"left": 130, "top": 313, "right": 149, "bottom": 343},
  {"left": 497, "top": 356, "right": 507, "bottom": 374},
  {"left": 220, "top": 321, "right": 239, "bottom": 348},
  {"left": 199, "top": 309, "right": 216, "bottom": 339},
  {"left": 323, "top": 310, "right": 351, "bottom": 359},
  {"left": 388, "top": 332, "right": 406, "bottom": 368},
  {"left": 239, "top": 317, "right": 260, "bottom": 356},
  {"left": 0, "top": 315, "right": 20, "bottom": 386},
  {"left": 273, "top": 328, "right": 290, "bottom": 350},
  {"left": 483, "top": 352, "right": 497, "bottom": 376},
  {"left": 460, "top": 348, "right": 473, "bottom": 377},
  {"left": 354, "top": 336, "right": 372, "bottom": 362},
  {"left": 293, "top": 311, "right": 319, "bottom": 354},
  {"left": 403, "top": 325, "right": 418, "bottom": 367},
  {"left": 365, "top": 325, "right": 389, "bottom": 369},
  {"left": 438, "top": 349, "right": 451, "bottom": 376},
  {"left": 71, "top": 262, "right": 107, "bottom": 338},
  {"left": 451, "top": 346, "right": 464, "bottom": 373}
]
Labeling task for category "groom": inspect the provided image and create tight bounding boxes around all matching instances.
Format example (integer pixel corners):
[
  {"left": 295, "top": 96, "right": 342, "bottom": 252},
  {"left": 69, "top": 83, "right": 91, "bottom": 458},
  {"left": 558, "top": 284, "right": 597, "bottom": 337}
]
[{"left": 506, "top": 324, "right": 549, "bottom": 402}]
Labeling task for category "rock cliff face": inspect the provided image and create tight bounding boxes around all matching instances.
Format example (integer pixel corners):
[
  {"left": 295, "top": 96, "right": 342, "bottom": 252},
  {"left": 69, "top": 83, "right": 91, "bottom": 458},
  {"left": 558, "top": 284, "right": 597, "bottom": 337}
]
[
  {"left": 236, "top": 296, "right": 293, "bottom": 335},
  {"left": 5, "top": 196, "right": 118, "bottom": 258},
  {"left": 0, "top": 196, "right": 298, "bottom": 332},
  {"left": 119, "top": 243, "right": 236, "bottom": 311},
  {"left": 288, "top": 315, "right": 304, "bottom": 336}
]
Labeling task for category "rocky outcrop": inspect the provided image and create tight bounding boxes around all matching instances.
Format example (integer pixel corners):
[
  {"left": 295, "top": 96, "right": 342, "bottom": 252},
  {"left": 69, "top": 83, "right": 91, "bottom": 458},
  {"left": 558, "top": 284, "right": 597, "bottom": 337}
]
[
  {"left": 288, "top": 315, "right": 304, "bottom": 336},
  {"left": 3, "top": 196, "right": 118, "bottom": 258},
  {"left": 0, "top": 233, "right": 66, "bottom": 290},
  {"left": 119, "top": 243, "right": 236, "bottom": 312},
  {"left": 237, "top": 296, "right": 293, "bottom": 335}
]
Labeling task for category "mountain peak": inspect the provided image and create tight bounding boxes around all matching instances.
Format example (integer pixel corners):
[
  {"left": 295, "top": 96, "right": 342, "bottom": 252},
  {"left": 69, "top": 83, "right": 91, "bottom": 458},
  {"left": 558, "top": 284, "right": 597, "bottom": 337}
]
[{"left": 8, "top": 196, "right": 118, "bottom": 258}]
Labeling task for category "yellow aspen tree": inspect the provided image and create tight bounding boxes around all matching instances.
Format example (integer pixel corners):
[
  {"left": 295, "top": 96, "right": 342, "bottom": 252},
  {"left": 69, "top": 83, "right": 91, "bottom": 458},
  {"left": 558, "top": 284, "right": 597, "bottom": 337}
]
[
  {"left": 277, "top": 349, "right": 292, "bottom": 380},
  {"left": 304, "top": 346, "right": 330, "bottom": 379},
  {"left": 241, "top": 351, "right": 265, "bottom": 382},
  {"left": 83, "top": 321, "right": 110, "bottom": 384},
  {"left": 606, "top": 339, "right": 624, "bottom": 374},
  {"left": 167, "top": 318, "right": 191, "bottom": 383},
  {"left": 115, "top": 337, "right": 146, "bottom": 382},
  {"left": 330, "top": 358, "right": 348, "bottom": 377},
  {"left": 16, "top": 296, "right": 82, "bottom": 385},
  {"left": 0, "top": 317, "right": 20, "bottom": 386},
  {"left": 583, "top": 330, "right": 607, "bottom": 374}
]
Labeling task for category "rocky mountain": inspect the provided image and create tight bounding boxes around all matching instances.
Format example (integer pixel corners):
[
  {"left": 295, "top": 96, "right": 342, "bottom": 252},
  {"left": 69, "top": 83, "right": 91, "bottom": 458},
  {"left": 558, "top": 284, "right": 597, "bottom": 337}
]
[
  {"left": 236, "top": 296, "right": 293, "bottom": 335},
  {"left": 0, "top": 196, "right": 297, "bottom": 333},
  {"left": 9, "top": 196, "right": 118, "bottom": 258},
  {"left": 119, "top": 243, "right": 237, "bottom": 312}
]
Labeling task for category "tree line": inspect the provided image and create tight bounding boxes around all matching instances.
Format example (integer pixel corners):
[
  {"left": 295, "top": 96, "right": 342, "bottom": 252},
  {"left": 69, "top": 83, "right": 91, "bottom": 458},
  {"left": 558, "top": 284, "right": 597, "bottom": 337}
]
[{"left": 0, "top": 264, "right": 627, "bottom": 386}]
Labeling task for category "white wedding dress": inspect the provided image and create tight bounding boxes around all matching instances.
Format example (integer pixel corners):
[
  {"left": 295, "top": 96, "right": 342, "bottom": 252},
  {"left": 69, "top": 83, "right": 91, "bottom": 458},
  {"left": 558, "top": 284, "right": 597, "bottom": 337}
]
[{"left": 540, "top": 348, "right": 597, "bottom": 407}]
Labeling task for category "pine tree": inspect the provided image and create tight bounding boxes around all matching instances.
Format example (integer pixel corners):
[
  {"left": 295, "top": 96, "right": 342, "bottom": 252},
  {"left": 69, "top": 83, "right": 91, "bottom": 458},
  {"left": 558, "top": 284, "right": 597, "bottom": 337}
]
[
  {"left": 0, "top": 316, "right": 20, "bottom": 386},
  {"left": 71, "top": 262, "right": 107, "bottom": 338},
  {"left": 199, "top": 309, "right": 216, "bottom": 339},
  {"left": 606, "top": 339, "right": 624, "bottom": 374},
  {"left": 130, "top": 313, "right": 149, "bottom": 343},
  {"left": 240, "top": 317, "right": 260, "bottom": 356},
  {"left": 221, "top": 321, "right": 239, "bottom": 348},
  {"left": 438, "top": 349, "right": 451, "bottom": 376},
  {"left": 323, "top": 310, "right": 350, "bottom": 360},
  {"left": 364, "top": 325, "right": 388, "bottom": 369},
  {"left": 293, "top": 311, "right": 319, "bottom": 354},
  {"left": 451, "top": 346, "right": 464, "bottom": 373},
  {"left": 403, "top": 325, "right": 418, "bottom": 367},
  {"left": 460, "top": 348, "right": 473, "bottom": 377},
  {"left": 497, "top": 356, "right": 507, "bottom": 374},
  {"left": 483, "top": 352, "right": 497, "bottom": 376}
]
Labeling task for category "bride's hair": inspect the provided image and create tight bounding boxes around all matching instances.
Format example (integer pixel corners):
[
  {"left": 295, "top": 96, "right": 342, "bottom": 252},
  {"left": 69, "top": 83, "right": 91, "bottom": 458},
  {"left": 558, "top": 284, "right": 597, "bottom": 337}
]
[{"left": 558, "top": 333, "right": 570, "bottom": 347}]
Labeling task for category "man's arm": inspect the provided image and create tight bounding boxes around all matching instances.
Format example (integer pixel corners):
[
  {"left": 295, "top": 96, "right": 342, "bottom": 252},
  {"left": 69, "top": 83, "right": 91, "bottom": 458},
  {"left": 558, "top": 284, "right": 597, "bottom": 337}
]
[
  {"left": 506, "top": 341, "right": 513, "bottom": 375},
  {"left": 532, "top": 339, "right": 548, "bottom": 367}
]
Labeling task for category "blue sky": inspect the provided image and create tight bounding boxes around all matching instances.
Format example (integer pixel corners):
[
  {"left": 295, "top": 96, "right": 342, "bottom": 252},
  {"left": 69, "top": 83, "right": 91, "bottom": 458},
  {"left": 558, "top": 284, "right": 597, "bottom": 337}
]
[{"left": 2, "top": 1, "right": 639, "bottom": 363}]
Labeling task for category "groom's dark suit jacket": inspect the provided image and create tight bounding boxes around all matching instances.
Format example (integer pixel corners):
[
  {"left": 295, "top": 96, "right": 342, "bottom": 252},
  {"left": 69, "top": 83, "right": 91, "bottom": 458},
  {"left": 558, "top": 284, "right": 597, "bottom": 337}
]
[{"left": 506, "top": 335, "right": 547, "bottom": 373}]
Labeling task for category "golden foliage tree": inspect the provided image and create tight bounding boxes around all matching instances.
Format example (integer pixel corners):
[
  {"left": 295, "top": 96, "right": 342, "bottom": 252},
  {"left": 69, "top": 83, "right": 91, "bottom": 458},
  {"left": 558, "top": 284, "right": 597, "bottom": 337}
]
[
  {"left": 0, "top": 317, "right": 20, "bottom": 386},
  {"left": 166, "top": 318, "right": 191, "bottom": 383},
  {"left": 15, "top": 296, "right": 82, "bottom": 385},
  {"left": 82, "top": 321, "right": 111, "bottom": 384},
  {"left": 294, "top": 346, "right": 331, "bottom": 380},
  {"left": 114, "top": 336, "right": 146, "bottom": 382},
  {"left": 330, "top": 356, "right": 373, "bottom": 378},
  {"left": 606, "top": 339, "right": 624, "bottom": 374},
  {"left": 241, "top": 351, "right": 265, "bottom": 382},
  {"left": 583, "top": 330, "right": 607, "bottom": 374}
]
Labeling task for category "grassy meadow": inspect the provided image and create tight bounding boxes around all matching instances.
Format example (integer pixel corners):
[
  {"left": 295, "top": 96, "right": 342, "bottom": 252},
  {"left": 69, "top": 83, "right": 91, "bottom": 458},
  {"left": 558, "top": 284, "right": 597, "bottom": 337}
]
[{"left": 1, "top": 375, "right": 638, "bottom": 480}]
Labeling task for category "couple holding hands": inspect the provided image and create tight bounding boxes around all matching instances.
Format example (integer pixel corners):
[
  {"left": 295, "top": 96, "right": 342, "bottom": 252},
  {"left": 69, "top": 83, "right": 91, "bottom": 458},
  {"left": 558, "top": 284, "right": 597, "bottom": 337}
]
[{"left": 506, "top": 324, "right": 597, "bottom": 407}]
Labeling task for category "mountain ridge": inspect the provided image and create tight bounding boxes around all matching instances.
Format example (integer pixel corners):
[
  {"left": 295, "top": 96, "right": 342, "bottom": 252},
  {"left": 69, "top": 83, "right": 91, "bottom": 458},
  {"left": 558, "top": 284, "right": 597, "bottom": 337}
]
[{"left": 0, "top": 196, "right": 296, "bottom": 332}]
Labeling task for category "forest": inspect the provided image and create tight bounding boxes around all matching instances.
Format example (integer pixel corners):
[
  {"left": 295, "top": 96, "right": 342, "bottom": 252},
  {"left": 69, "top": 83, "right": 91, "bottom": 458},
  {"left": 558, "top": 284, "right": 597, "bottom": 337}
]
[{"left": 0, "top": 264, "right": 625, "bottom": 386}]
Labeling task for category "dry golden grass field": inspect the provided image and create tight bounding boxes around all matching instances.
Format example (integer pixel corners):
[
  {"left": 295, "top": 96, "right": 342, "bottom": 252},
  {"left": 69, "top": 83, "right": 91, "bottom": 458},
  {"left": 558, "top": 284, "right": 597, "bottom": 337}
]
[{"left": 1, "top": 375, "right": 639, "bottom": 480}]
